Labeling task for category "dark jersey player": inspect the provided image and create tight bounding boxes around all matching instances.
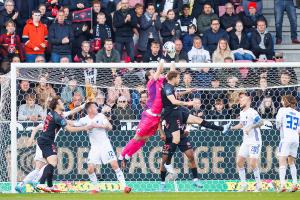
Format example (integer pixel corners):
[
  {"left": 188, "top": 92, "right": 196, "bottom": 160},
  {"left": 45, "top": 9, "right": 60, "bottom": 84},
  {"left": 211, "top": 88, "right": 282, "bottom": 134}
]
[
  {"left": 161, "top": 70, "right": 231, "bottom": 176},
  {"left": 36, "top": 96, "right": 95, "bottom": 193}
]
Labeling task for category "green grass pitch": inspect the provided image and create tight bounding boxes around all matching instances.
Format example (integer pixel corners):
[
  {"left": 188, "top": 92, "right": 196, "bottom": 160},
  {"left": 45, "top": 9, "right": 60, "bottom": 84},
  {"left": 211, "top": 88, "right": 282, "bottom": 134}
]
[{"left": 0, "top": 192, "right": 299, "bottom": 200}]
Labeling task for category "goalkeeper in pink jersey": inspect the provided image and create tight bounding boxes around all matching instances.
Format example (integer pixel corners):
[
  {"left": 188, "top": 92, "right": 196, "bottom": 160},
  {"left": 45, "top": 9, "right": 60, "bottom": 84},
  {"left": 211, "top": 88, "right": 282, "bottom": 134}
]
[{"left": 119, "top": 60, "right": 175, "bottom": 167}]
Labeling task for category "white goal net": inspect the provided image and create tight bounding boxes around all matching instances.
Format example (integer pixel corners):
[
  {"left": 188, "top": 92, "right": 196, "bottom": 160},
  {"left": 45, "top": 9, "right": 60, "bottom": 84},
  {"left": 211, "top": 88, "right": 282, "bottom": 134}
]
[{"left": 0, "top": 62, "right": 300, "bottom": 193}]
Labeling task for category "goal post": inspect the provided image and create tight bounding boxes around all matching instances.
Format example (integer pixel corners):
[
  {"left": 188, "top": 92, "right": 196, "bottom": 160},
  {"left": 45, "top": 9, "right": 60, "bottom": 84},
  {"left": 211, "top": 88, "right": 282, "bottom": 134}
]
[{"left": 2, "top": 61, "right": 300, "bottom": 193}]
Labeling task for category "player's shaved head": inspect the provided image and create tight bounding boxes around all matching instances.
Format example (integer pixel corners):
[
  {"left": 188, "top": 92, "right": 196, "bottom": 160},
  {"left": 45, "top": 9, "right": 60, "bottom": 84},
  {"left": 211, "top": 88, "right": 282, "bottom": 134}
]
[{"left": 281, "top": 95, "right": 297, "bottom": 109}]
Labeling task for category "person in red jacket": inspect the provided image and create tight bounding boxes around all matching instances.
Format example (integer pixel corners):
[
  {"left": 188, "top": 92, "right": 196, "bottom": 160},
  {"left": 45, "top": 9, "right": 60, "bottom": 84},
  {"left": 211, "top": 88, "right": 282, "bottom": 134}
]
[
  {"left": 22, "top": 10, "right": 48, "bottom": 62},
  {"left": 0, "top": 20, "right": 24, "bottom": 62}
]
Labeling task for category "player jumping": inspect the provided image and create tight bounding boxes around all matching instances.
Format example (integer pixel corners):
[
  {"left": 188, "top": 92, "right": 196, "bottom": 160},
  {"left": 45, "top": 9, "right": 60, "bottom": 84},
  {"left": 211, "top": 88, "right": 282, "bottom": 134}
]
[
  {"left": 69, "top": 102, "right": 131, "bottom": 193},
  {"left": 276, "top": 95, "right": 299, "bottom": 192},
  {"left": 231, "top": 92, "right": 264, "bottom": 192}
]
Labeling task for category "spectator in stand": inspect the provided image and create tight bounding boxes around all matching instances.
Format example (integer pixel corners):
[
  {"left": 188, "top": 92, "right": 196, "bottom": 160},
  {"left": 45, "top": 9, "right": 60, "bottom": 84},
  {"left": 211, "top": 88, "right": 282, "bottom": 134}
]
[
  {"left": 22, "top": 10, "right": 48, "bottom": 63},
  {"left": 18, "top": 94, "right": 45, "bottom": 121},
  {"left": 96, "top": 38, "right": 120, "bottom": 63},
  {"left": 137, "top": 3, "right": 161, "bottom": 55},
  {"left": 62, "top": 6, "right": 72, "bottom": 22},
  {"left": 173, "top": 38, "right": 189, "bottom": 62},
  {"left": 132, "top": 3, "right": 143, "bottom": 47},
  {"left": 177, "top": 4, "right": 197, "bottom": 37},
  {"left": 35, "top": 55, "right": 45, "bottom": 63},
  {"left": 92, "top": 0, "right": 112, "bottom": 28},
  {"left": 112, "top": 95, "right": 134, "bottom": 130},
  {"left": 128, "top": 0, "right": 143, "bottom": 8},
  {"left": 61, "top": 79, "right": 85, "bottom": 105},
  {"left": 229, "top": 20, "right": 255, "bottom": 61},
  {"left": 161, "top": 9, "right": 181, "bottom": 44},
  {"left": 132, "top": 90, "right": 147, "bottom": 119},
  {"left": 240, "top": 2, "right": 266, "bottom": 37},
  {"left": 193, "top": 67, "right": 215, "bottom": 88},
  {"left": 0, "top": 0, "right": 21, "bottom": 35},
  {"left": 74, "top": 41, "right": 95, "bottom": 62},
  {"left": 183, "top": 24, "right": 197, "bottom": 53},
  {"left": 11, "top": 54, "right": 20, "bottom": 62},
  {"left": 215, "top": 57, "right": 239, "bottom": 86},
  {"left": 107, "top": 76, "right": 131, "bottom": 107},
  {"left": 70, "top": 0, "right": 90, "bottom": 12},
  {"left": 72, "top": 21, "right": 90, "bottom": 56},
  {"left": 42, "top": 0, "right": 61, "bottom": 23},
  {"left": 242, "top": 0, "right": 263, "bottom": 15},
  {"left": 0, "top": 20, "right": 24, "bottom": 61},
  {"left": 38, "top": 3, "right": 51, "bottom": 27},
  {"left": 250, "top": 77, "right": 274, "bottom": 108},
  {"left": 60, "top": 56, "right": 70, "bottom": 63},
  {"left": 188, "top": 36, "right": 211, "bottom": 63},
  {"left": 212, "top": 38, "right": 234, "bottom": 63},
  {"left": 17, "top": 80, "right": 35, "bottom": 106},
  {"left": 113, "top": 0, "right": 137, "bottom": 61},
  {"left": 197, "top": 2, "right": 218, "bottom": 37},
  {"left": 208, "top": 99, "right": 230, "bottom": 120},
  {"left": 251, "top": 19, "right": 274, "bottom": 60},
  {"left": 95, "top": 90, "right": 106, "bottom": 112},
  {"left": 190, "top": 98, "right": 205, "bottom": 118},
  {"left": 34, "top": 75, "right": 56, "bottom": 108},
  {"left": 143, "top": 41, "right": 163, "bottom": 63},
  {"left": 258, "top": 96, "right": 276, "bottom": 119},
  {"left": 220, "top": 2, "right": 240, "bottom": 33},
  {"left": 48, "top": 10, "right": 74, "bottom": 62},
  {"left": 274, "top": 0, "right": 300, "bottom": 44},
  {"left": 158, "top": 0, "right": 183, "bottom": 19},
  {"left": 202, "top": 18, "right": 229, "bottom": 55},
  {"left": 65, "top": 91, "right": 85, "bottom": 120}
]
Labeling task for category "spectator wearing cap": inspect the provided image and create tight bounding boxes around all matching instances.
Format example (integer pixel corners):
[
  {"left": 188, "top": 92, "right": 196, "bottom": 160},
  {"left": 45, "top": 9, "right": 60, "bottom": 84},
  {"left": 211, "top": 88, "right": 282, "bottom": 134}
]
[
  {"left": 188, "top": 36, "right": 211, "bottom": 63},
  {"left": 274, "top": 0, "right": 300, "bottom": 44},
  {"left": 250, "top": 77, "right": 275, "bottom": 108},
  {"left": 239, "top": 1, "right": 267, "bottom": 37},
  {"left": 48, "top": 10, "right": 74, "bottom": 62},
  {"left": 182, "top": 24, "right": 197, "bottom": 53},
  {"left": 197, "top": 2, "right": 219, "bottom": 37},
  {"left": 202, "top": 18, "right": 229, "bottom": 55},
  {"left": 250, "top": 19, "right": 274, "bottom": 60},
  {"left": 18, "top": 94, "right": 45, "bottom": 121},
  {"left": 0, "top": 0, "right": 21, "bottom": 35},
  {"left": 220, "top": 2, "right": 240, "bottom": 33},
  {"left": 73, "top": 41, "right": 96, "bottom": 62},
  {"left": 113, "top": 0, "right": 137, "bottom": 62},
  {"left": 137, "top": 3, "right": 161, "bottom": 55},
  {"left": 177, "top": 4, "right": 197, "bottom": 37},
  {"left": 161, "top": 9, "right": 181, "bottom": 44},
  {"left": 242, "top": 0, "right": 263, "bottom": 15},
  {"left": 22, "top": 10, "right": 48, "bottom": 63},
  {"left": 212, "top": 38, "right": 234, "bottom": 63}
]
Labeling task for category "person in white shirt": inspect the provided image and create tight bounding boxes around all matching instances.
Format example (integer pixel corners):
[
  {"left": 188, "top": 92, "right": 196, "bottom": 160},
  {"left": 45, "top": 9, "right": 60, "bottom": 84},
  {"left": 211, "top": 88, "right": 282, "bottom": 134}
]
[
  {"left": 231, "top": 92, "right": 264, "bottom": 192},
  {"left": 18, "top": 94, "right": 45, "bottom": 121},
  {"left": 71, "top": 102, "right": 131, "bottom": 193},
  {"left": 188, "top": 36, "right": 211, "bottom": 63},
  {"left": 276, "top": 95, "right": 299, "bottom": 193}
]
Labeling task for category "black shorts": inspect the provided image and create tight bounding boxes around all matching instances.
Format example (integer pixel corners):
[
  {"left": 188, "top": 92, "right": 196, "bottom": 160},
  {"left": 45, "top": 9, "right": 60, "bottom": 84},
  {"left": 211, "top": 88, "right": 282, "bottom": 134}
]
[
  {"left": 163, "top": 106, "right": 190, "bottom": 134},
  {"left": 162, "top": 137, "right": 192, "bottom": 155},
  {"left": 37, "top": 137, "right": 57, "bottom": 158}
]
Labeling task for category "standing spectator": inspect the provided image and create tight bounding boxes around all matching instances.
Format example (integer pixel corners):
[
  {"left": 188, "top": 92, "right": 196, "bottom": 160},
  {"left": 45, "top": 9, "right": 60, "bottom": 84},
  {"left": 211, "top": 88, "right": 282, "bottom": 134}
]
[
  {"left": 182, "top": 24, "right": 197, "bottom": 53},
  {"left": 18, "top": 94, "right": 45, "bottom": 121},
  {"left": 197, "top": 2, "right": 218, "bottom": 36},
  {"left": 0, "top": 0, "right": 21, "bottom": 35},
  {"left": 113, "top": 0, "right": 137, "bottom": 61},
  {"left": 91, "top": 12, "right": 112, "bottom": 51},
  {"left": 161, "top": 9, "right": 181, "bottom": 44},
  {"left": 72, "top": 21, "right": 90, "bottom": 56},
  {"left": 22, "top": 10, "right": 48, "bottom": 63},
  {"left": 202, "top": 18, "right": 229, "bottom": 55},
  {"left": 38, "top": 3, "right": 51, "bottom": 27},
  {"left": 61, "top": 79, "right": 85, "bottom": 104},
  {"left": 132, "top": 3, "right": 143, "bottom": 47},
  {"left": 212, "top": 38, "right": 234, "bottom": 63},
  {"left": 177, "top": 4, "right": 197, "bottom": 36},
  {"left": 137, "top": 3, "right": 161, "bottom": 55},
  {"left": 74, "top": 41, "right": 95, "bottom": 62},
  {"left": 48, "top": 10, "right": 74, "bottom": 62},
  {"left": 229, "top": 20, "right": 255, "bottom": 60},
  {"left": 220, "top": 2, "right": 240, "bottom": 33},
  {"left": 251, "top": 19, "right": 274, "bottom": 60},
  {"left": 17, "top": 80, "right": 35, "bottom": 106},
  {"left": 159, "top": 0, "right": 183, "bottom": 19},
  {"left": 96, "top": 39, "right": 120, "bottom": 63},
  {"left": 143, "top": 41, "right": 163, "bottom": 63},
  {"left": 70, "top": 0, "right": 90, "bottom": 12},
  {"left": 274, "top": 0, "right": 300, "bottom": 44},
  {"left": 242, "top": 0, "right": 263, "bottom": 15},
  {"left": 107, "top": 76, "right": 131, "bottom": 107},
  {"left": 258, "top": 96, "right": 276, "bottom": 119},
  {"left": 92, "top": 0, "right": 112, "bottom": 28},
  {"left": 188, "top": 36, "right": 211, "bottom": 63},
  {"left": 0, "top": 20, "right": 24, "bottom": 61}
]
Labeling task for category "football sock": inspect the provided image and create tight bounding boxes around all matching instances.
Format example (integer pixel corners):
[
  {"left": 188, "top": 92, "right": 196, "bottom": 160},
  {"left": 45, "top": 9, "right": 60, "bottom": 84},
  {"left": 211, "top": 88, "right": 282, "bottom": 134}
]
[
  {"left": 160, "top": 170, "right": 167, "bottom": 182},
  {"left": 88, "top": 172, "right": 98, "bottom": 186},
  {"left": 46, "top": 164, "right": 54, "bottom": 187},
  {"left": 39, "top": 164, "right": 51, "bottom": 184},
  {"left": 114, "top": 168, "right": 126, "bottom": 186},
  {"left": 200, "top": 120, "right": 223, "bottom": 131},
  {"left": 290, "top": 164, "right": 297, "bottom": 185},
  {"left": 238, "top": 167, "right": 246, "bottom": 185},
  {"left": 191, "top": 168, "right": 198, "bottom": 179},
  {"left": 34, "top": 165, "right": 47, "bottom": 182},
  {"left": 253, "top": 167, "right": 261, "bottom": 186},
  {"left": 22, "top": 169, "right": 39, "bottom": 185},
  {"left": 166, "top": 143, "right": 178, "bottom": 165},
  {"left": 279, "top": 166, "right": 286, "bottom": 188}
]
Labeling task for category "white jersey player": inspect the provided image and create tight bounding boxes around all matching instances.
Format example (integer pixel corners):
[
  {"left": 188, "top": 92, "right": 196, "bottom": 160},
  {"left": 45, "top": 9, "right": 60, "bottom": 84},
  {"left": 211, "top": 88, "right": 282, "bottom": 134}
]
[
  {"left": 70, "top": 102, "right": 131, "bottom": 194},
  {"left": 276, "top": 95, "right": 299, "bottom": 192},
  {"left": 15, "top": 103, "right": 86, "bottom": 193},
  {"left": 231, "top": 92, "right": 264, "bottom": 192}
]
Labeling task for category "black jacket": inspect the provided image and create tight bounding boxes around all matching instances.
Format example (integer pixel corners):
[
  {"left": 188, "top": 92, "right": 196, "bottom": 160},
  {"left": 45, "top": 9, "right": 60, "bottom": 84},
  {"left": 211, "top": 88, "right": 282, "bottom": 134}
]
[
  {"left": 229, "top": 31, "right": 251, "bottom": 50},
  {"left": 240, "top": 12, "right": 267, "bottom": 34},
  {"left": 220, "top": 13, "right": 240, "bottom": 31},
  {"left": 202, "top": 28, "right": 229, "bottom": 55},
  {"left": 48, "top": 21, "right": 74, "bottom": 55},
  {"left": 250, "top": 30, "right": 274, "bottom": 60},
  {"left": 72, "top": 22, "right": 91, "bottom": 54},
  {"left": 157, "top": 0, "right": 183, "bottom": 18},
  {"left": 113, "top": 8, "right": 137, "bottom": 40},
  {"left": 161, "top": 19, "right": 181, "bottom": 43}
]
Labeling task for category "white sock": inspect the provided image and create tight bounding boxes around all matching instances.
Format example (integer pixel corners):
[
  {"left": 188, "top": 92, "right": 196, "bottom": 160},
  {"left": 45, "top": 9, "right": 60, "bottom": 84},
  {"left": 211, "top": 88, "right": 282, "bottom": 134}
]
[
  {"left": 164, "top": 163, "right": 175, "bottom": 174},
  {"left": 253, "top": 167, "right": 261, "bottom": 186},
  {"left": 88, "top": 172, "right": 98, "bottom": 186},
  {"left": 238, "top": 168, "right": 246, "bottom": 185},
  {"left": 290, "top": 164, "right": 297, "bottom": 185},
  {"left": 279, "top": 166, "right": 286, "bottom": 188},
  {"left": 114, "top": 168, "right": 126, "bottom": 187},
  {"left": 161, "top": 181, "right": 165, "bottom": 185},
  {"left": 22, "top": 169, "right": 40, "bottom": 185},
  {"left": 193, "top": 178, "right": 199, "bottom": 182},
  {"left": 33, "top": 165, "right": 47, "bottom": 183}
]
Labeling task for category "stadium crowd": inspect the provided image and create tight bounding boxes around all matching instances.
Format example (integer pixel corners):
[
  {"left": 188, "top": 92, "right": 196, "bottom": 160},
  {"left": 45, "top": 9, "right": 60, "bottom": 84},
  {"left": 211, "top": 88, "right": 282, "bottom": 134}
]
[{"left": 0, "top": 0, "right": 299, "bottom": 128}]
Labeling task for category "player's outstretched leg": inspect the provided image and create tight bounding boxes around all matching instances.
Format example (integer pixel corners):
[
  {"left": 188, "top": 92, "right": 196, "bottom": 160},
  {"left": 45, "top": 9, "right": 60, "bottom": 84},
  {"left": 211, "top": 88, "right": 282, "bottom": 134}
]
[
  {"left": 288, "top": 156, "right": 298, "bottom": 192},
  {"left": 110, "top": 160, "right": 131, "bottom": 193}
]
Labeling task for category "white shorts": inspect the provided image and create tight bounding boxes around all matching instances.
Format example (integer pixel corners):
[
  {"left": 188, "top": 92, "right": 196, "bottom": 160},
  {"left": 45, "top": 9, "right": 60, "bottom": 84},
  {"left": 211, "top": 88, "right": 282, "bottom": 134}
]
[
  {"left": 88, "top": 141, "right": 117, "bottom": 165},
  {"left": 34, "top": 144, "right": 47, "bottom": 163},
  {"left": 277, "top": 142, "right": 299, "bottom": 158},
  {"left": 238, "top": 143, "right": 262, "bottom": 159}
]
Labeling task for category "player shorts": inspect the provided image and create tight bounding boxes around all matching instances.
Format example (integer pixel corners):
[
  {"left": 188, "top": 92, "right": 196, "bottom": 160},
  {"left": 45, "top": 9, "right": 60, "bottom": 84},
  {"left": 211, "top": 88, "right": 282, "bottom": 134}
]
[
  {"left": 163, "top": 107, "right": 190, "bottom": 134},
  {"left": 162, "top": 137, "right": 192, "bottom": 155},
  {"left": 238, "top": 142, "right": 261, "bottom": 159},
  {"left": 88, "top": 140, "right": 117, "bottom": 165},
  {"left": 37, "top": 137, "right": 57, "bottom": 159},
  {"left": 277, "top": 142, "right": 299, "bottom": 158},
  {"left": 34, "top": 143, "right": 47, "bottom": 163},
  {"left": 136, "top": 111, "right": 161, "bottom": 137}
]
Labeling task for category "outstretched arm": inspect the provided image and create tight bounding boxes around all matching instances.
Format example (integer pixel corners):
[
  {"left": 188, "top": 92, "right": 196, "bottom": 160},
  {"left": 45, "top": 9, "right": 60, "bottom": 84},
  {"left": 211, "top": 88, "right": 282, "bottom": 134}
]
[
  {"left": 166, "top": 94, "right": 195, "bottom": 107},
  {"left": 231, "top": 123, "right": 243, "bottom": 130},
  {"left": 153, "top": 59, "right": 164, "bottom": 81},
  {"left": 63, "top": 103, "right": 86, "bottom": 118}
]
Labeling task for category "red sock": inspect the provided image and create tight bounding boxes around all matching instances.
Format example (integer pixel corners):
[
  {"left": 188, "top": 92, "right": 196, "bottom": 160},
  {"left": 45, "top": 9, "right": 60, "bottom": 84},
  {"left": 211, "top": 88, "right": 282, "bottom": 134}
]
[{"left": 127, "top": 140, "right": 146, "bottom": 157}]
